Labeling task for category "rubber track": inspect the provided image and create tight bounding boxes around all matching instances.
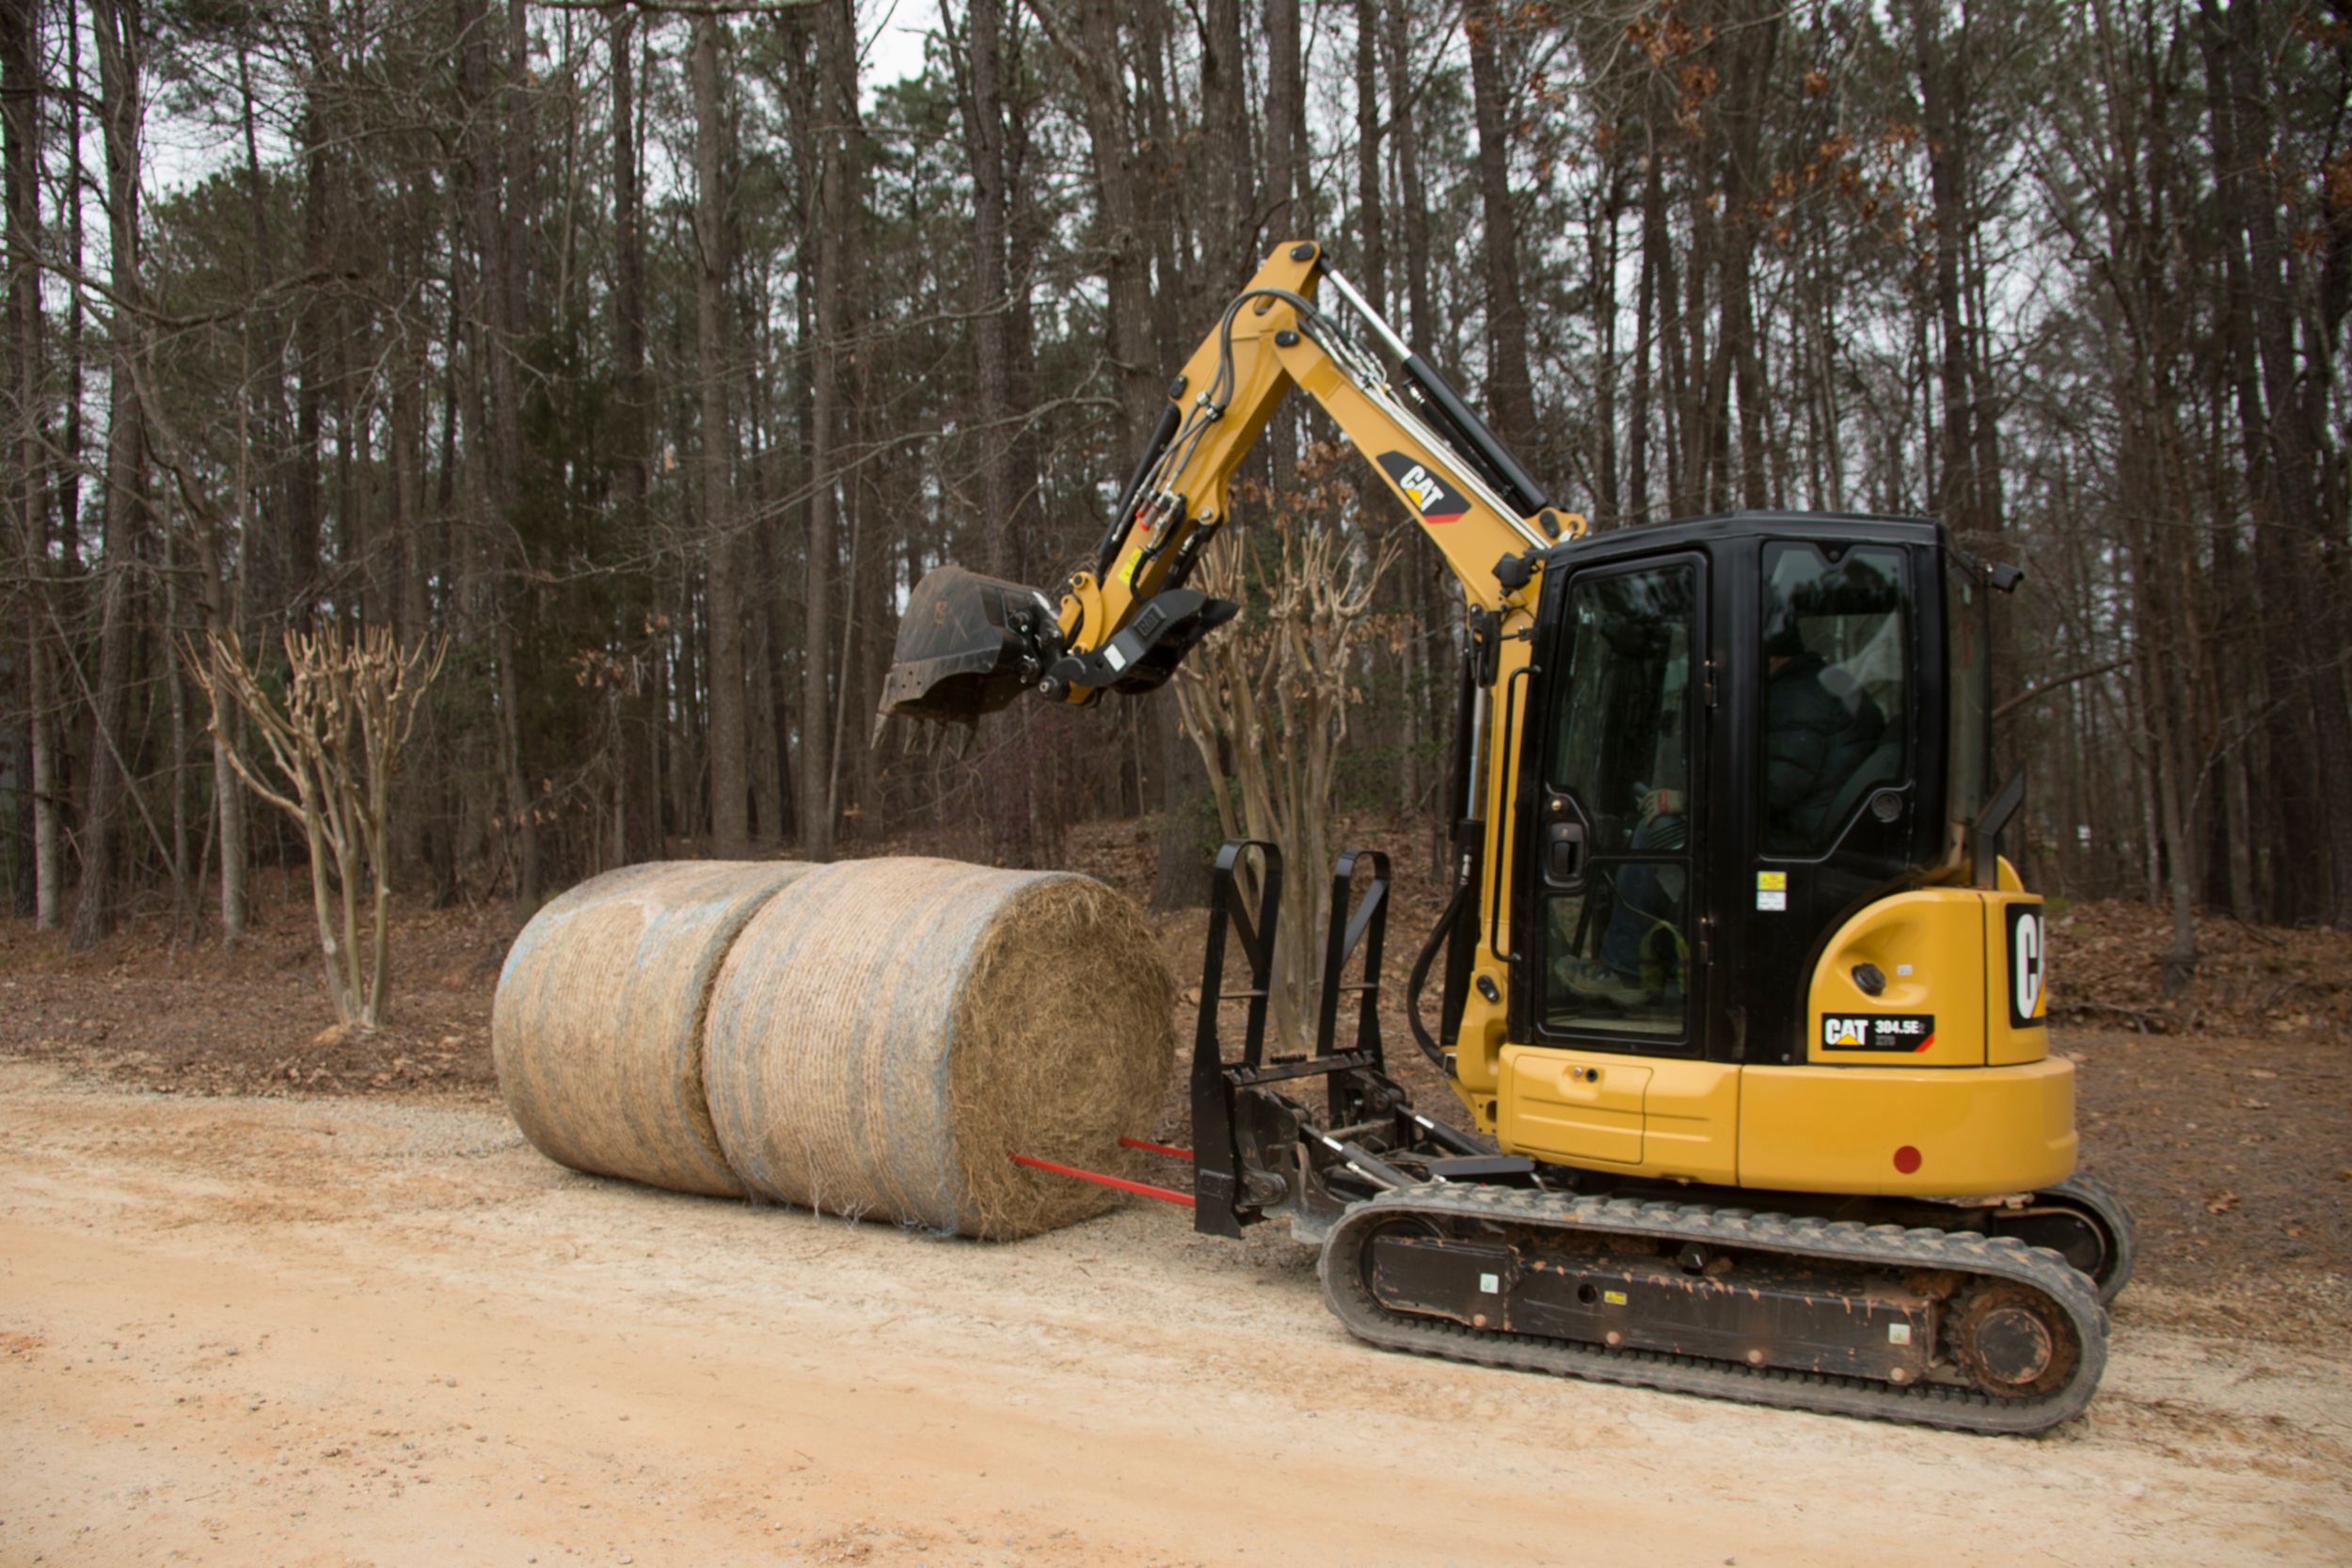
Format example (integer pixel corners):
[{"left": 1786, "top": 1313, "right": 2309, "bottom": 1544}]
[
  {"left": 2035, "top": 1172, "right": 2137, "bottom": 1306},
  {"left": 1318, "top": 1185, "right": 2109, "bottom": 1435}
]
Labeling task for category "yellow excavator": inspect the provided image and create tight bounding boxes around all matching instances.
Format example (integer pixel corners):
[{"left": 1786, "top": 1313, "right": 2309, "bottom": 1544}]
[{"left": 882, "top": 242, "right": 2132, "bottom": 1433}]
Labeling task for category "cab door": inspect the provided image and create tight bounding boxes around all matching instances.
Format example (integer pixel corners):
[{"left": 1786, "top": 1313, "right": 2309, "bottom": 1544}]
[{"left": 1517, "top": 554, "right": 1710, "bottom": 1060}]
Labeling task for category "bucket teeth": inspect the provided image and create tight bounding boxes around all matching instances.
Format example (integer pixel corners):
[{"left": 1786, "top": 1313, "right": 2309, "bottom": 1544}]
[{"left": 878, "top": 565, "right": 1057, "bottom": 724}]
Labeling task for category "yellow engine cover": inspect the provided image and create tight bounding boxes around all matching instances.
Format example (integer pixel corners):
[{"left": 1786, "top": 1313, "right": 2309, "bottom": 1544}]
[
  {"left": 1493, "top": 1046, "right": 2075, "bottom": 1197},
  {"left": 1488, "top": 882, "right": 2074, "bottom": 1198},
  {"left": 1735, "top": 1055, "right": 2076, "bottom": 1196},
  {"left": 1805, "top": 883, "right": 2049, "bottom": 1067}
]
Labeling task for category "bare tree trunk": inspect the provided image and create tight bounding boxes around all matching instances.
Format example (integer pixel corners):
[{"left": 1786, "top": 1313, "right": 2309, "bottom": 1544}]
[
  {"left": 419, "top": 283, "right": 461, "bottom": 907},
  {"left": 2, "top": 0, "right": 59, "bottom": 928},
  {"left": 1913, "top": 0, "right": 1977, "bottom": 537},
  {"left": 288, "top": 77, "right": 326, "bottom": 614},
  {"left": 1655, "top": 139, "right": 1694, "bottom": 515},
  {"left": 998, "top": 11, "right": 1045, "bottom": 578},
  {"left": 199, "top": 370, "right": 251, "bottom": 940},
  {"left": 1350, "top": 0, "right": 1386, "bottom": 313},
  {"left": 1062, "top": 0, "right": 1159, "bottom": 441},
  {"left": 456, "top": 0, "right": 537, "bottom": 905},
  {"left": 1628, "top": 144, "right": 1660, "bottom": 525},
  {"left": 691, "top": 13, "right": 750, "bottom": 857},
  {"left": 163, "top": 499, "right": 190, "bottom": 929},
  {"left": 1265, "top": 0, "right": 1304, "bottom": 236},
  {"left": 71, "top": 0, "right": 146, "bottom": 952},
  {"left": 1382, "top": 0, "right": 1432, "bottom": 343},
  {"left": 610, "top": 9, "right": 659, "bottom": 864},
  {"left": 387, "top": 160, "right": 429, "bottom": 896},
  {"left": 501, "top": 0, "right": 535, "bottom": 329},
  {"left": 955, "top": 0, "right": 1020, "bottom": 578},
  {"left": 792, "top": 0, "right": 857, "bottom": 861},
  {"left": 1200, "top": 0, "right": 1252, "bottom": 284},
  {"left": 1385, "top": 0, "right": 1450, "bottom": 859},
  {"left": 1465, "top": 2, "right": 1538, "bottom": 464},
  {"left": 230, "top": 36, "right": 290, "bottom": 638},
  {"left": 955, "top": 0, "right": 1058, "bottom": 863},
  {"left": 1721, "top": 7, "right": 1780, "bottom": 512},
  {"left": 1589, "top": 165, "right": 1625, "bottom": 524}
]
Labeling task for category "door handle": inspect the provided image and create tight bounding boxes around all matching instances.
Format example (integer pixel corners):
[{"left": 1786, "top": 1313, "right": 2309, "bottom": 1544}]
[{"left": 1543, "top": 820, "right": 1585, "bottom": 887}]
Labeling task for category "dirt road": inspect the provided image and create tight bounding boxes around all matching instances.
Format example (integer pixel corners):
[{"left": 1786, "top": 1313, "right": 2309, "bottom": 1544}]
[{"left": 2, "top": 1060, "right": 2346, "bottom": 1568}]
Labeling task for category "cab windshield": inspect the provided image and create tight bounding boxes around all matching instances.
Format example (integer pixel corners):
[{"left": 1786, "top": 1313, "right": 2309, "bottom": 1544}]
[{"left": 1757, "top": 542, "right": 1911, "bottom": 858}]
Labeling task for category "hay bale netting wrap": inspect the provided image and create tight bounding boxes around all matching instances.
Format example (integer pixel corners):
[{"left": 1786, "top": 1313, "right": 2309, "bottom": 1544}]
[
  {"left": 703, "top": 858, "right": 1176, "bottom": 1241},
  {"left": 494, "top": 860, "right": 814, "bottom": 1196}
]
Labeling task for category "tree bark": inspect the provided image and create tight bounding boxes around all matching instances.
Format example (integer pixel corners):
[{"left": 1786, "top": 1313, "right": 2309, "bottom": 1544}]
[
  {"left": 1719, "top": 6, "right": 1780, "bottom": 512},
  {"left": 610, "top": 9, "right": 659, "bottom": 864},
  {"left": 71, "top": 0, "right": 146, "bottom": 952},
  {"left": 1060, "top": 0, "right": 1160, "bottom": 440},
  {"left": 1913, "top": 0, "right": 1978, "bottom": 537},
  {"left": 1464, "top": 2, "right": 1539, "bottom": 465},
  {"left": 2, "top": 0, "right": 60, "bottom": 928},
  {"left": 1265, "top": 0, "right": 1305, "bottom": 237},
  {"left": 1385, "top": 0, "right": 1450, "bottom": 845},
  {"left": 791, "top": 0, "right": 858, "bottom": 861},
  {"left": 955, "top": 0, "right": 1025, "bottom": 578},
  {"left": 1628, "top": 146, "right": 1659, "bottom": 525},
  {"left": 1351, "top": 0, "right": 1386, "bottom": 314},
  {"left": 457, "top": 0, "right": 537, "bottom": 905},
  {"left": 691, "top": 13, "right": 750, "bottom": 856},
  {"left": 1200, "top": 0, "right": 1252, "bottom": 285},
  {"left": 1382, "top": 0, "right": 1433, "bottom": 344}
]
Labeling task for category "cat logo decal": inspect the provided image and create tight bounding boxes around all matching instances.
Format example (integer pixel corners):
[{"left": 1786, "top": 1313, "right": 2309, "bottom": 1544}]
[{"left": 1376, "top": 451, "right": 1469, "bottom": 523}]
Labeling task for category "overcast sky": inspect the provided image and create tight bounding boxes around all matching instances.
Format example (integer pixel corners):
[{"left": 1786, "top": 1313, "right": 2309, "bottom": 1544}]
[{"left": 140, "top": 1, "right": 945, "bottom": 200}]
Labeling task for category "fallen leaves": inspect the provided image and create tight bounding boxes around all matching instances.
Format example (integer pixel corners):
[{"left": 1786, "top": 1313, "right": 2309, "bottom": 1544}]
[{"left": 2045, "top": 902, "right": 2351, "bottom": 1039}]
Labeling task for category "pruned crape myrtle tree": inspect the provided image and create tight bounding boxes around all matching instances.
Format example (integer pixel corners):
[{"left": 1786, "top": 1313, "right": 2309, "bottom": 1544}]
[
  {"left": 1173, "top": 448, "right": 1402, "bottom": 1050},
  {"left": 190, "top": 626, "right": 448, "bottom": 1032}
]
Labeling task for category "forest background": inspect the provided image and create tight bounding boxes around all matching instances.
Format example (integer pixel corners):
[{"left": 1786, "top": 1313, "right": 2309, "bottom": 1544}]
[{"left": 3, "top": 0, "right": 2347, "bottom": 991}]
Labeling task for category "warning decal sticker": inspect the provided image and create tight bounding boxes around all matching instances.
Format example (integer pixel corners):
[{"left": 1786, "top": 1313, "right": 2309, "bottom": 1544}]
[
  {"left": 1375, "top": 451, "right": 1470, "bottom": 523},
  {"left": 1820, "top": 1013, "right": 1938, "bottom": 1053}
]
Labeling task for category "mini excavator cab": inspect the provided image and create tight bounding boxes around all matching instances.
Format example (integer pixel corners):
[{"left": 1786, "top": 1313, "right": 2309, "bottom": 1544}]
[{"left": 1469, "top": 515, "right": 2067, "bottom": 1200}]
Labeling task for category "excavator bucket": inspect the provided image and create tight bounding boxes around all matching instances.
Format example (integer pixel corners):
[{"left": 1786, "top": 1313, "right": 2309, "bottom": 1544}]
[{"left": 878, "top": 565, "right": 1057, "bottom": 725}]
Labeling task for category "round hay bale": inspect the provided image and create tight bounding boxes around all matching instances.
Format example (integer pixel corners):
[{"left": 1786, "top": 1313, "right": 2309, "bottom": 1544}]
[
  {"left": 494, "top": 860, "right": 813, "bottom": 1196},
  {"left": 703, "top": 858, "right": 1175, "bottom": 1240}
]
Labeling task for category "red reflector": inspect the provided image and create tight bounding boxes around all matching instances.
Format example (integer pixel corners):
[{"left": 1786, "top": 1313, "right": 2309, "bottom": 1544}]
[{"left": 1893, "top": 1145, "right": 1923, "bottom": 1175}]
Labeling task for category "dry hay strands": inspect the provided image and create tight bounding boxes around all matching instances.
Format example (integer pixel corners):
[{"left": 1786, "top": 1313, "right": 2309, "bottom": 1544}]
[
  {"left": 704, "top": 858, "right": 1175, "bottom": 1241},
  {"left": 494, "top": 861, "right": 814, "bottom": 1196}
]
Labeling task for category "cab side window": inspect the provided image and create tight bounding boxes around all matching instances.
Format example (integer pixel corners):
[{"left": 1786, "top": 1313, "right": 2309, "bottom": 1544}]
[
  {"left": 1758, "top": 543, "right": 1910, "bottom": 857},
  {"left": 1538, "top": 563, "right": 1697, "bottom": 1042}
]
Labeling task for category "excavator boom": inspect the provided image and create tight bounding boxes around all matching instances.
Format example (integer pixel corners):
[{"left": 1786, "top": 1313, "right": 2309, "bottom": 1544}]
[{"left": 881, "top": 242, "right": 1580, "bottom": 726}]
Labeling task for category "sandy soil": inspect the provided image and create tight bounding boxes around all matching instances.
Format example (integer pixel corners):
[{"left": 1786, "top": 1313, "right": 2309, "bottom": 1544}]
[
  {"left": 7, "top": 831, "right": 2350, "bottom": 1565},
  {"left": 3, "top": 1058, "right": 2348, "bottom": 1568}
]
